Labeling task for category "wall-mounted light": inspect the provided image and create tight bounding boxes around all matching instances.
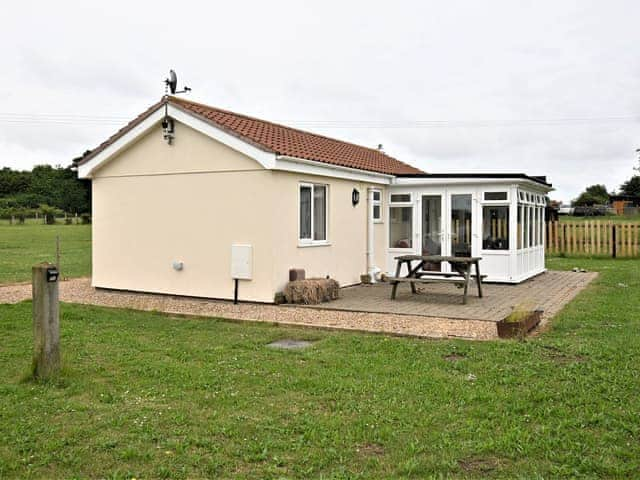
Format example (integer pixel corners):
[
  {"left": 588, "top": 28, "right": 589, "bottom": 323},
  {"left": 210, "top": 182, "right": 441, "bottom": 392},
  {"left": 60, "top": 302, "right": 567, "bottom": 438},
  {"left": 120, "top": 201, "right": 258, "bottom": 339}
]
[{"left": 352, "top": 188, "right": 360, "bottom": 206}]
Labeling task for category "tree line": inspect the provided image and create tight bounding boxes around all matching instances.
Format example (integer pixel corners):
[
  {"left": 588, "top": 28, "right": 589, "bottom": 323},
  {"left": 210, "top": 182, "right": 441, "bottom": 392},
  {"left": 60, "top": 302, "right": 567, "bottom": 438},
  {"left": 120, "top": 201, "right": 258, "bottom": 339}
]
[
  {"left": 0, "top": 165, "right": 91, "bottom": 219},
  {"left": 573, "top": 175, "right": 640, "bottom": 206}
]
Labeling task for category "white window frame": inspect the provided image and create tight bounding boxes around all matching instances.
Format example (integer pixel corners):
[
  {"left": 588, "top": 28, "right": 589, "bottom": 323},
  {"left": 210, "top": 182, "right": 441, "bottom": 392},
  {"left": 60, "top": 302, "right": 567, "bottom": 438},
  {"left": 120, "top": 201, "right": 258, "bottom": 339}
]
[
  {"left": 481, "top": 204, "right": 510, "bottom": 252},
  {"left": 390, "top": 192, "right": 413, "bottom": 205},
  {"left": 372, "top": 189, "right": 383, "bottom": 223},
  {"left": 518, "top": 190, "right": 532, "bottom": 204},
  {"left": 482, "top": 190, "right": 509, "bottom": 204},
  {"left": 298, "top": 182, "right": 329, "bottom": 246},
  {"left": 388, "top": 192, "right": 414, "bottom": 250}
]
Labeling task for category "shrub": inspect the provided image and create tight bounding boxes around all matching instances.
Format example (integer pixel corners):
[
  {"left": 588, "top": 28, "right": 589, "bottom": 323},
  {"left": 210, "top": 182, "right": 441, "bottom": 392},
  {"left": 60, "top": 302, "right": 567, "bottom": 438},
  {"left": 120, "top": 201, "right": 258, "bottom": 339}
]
[
  {"left": 504, "top": 301, "right": 536, "bottom": 323},
  {"left": 38, "top": 204, "right": 63, "bottom": 225},
  {"left": 80, "top": 213, "right": 91, "bottom": 224}
]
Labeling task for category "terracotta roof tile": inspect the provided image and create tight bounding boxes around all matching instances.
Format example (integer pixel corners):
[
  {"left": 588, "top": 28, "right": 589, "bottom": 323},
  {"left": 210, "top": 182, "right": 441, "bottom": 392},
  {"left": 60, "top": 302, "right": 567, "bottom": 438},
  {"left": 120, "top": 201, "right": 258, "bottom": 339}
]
[
  {"left": 80, "top": 96, "right": 425, "bottom": 176},
  {"left": 169, "top": 97, "right": 423, "bottom": 175}
]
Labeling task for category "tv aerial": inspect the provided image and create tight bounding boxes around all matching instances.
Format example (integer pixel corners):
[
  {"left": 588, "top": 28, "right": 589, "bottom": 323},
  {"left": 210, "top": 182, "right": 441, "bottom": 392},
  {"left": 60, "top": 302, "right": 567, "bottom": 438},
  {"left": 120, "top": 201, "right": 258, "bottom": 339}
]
[
  {"left": 164, "top": 69, "right": 191, "bottom": 95},
  {"left": 162, "top": 69, "right": 192, "bottom": 145}
]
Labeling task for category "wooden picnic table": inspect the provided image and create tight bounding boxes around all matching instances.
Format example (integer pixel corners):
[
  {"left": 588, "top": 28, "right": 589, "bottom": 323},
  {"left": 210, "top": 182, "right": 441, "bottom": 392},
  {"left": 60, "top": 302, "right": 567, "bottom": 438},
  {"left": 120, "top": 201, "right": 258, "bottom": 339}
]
[{"left": 388, "top": 255, "right": 484, "bottom": 304}]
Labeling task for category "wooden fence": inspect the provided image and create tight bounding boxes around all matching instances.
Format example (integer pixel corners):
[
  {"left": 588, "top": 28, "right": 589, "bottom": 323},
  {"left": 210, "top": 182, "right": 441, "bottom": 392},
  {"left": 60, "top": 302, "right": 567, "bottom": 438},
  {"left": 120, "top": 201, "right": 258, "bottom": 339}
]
[{"left": 546, "top": 221, "right": 640, "bottom": 257}]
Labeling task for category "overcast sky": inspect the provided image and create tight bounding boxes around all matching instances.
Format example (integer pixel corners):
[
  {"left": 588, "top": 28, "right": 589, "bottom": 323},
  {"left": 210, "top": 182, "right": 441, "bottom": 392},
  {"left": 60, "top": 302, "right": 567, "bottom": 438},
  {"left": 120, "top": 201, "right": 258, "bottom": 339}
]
[{"left": 2, "top": 0, "right": 639, "bottom": 201}]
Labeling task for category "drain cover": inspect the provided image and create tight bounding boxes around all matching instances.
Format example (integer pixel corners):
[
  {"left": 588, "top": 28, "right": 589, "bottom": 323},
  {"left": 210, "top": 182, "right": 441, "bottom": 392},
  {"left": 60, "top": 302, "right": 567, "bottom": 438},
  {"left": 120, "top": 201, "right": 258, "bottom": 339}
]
[{"left": 267, "top": 339, "right": 313, "bottom": 350}]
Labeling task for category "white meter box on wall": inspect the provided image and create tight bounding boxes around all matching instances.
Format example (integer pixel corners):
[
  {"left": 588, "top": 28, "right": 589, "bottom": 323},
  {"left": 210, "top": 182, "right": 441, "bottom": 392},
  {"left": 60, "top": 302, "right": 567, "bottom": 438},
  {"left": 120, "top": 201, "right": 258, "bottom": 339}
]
[{"left": 231, "top": 244, "right": 253, "bottom": 280}]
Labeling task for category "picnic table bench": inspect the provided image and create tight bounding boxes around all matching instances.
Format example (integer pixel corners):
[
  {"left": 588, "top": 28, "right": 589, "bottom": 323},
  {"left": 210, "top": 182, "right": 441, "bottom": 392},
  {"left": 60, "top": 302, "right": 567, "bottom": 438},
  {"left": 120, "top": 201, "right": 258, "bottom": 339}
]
[{"left": 387, "top": 255, "right": 484, "bottom": 304}]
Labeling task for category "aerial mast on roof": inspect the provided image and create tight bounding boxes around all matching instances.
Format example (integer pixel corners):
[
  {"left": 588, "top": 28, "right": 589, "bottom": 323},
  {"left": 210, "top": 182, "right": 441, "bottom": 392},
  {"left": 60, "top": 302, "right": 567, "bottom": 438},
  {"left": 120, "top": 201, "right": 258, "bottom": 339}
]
[{"left": 162, "top": 69, "right": 192, "bottom": 145}]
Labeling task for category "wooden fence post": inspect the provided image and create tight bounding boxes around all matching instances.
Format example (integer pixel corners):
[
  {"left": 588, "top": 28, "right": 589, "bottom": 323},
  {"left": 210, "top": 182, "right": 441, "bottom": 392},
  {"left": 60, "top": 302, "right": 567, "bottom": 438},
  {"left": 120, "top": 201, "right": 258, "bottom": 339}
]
[
  {"left": 612, "top": 224, "right": 617, "bottom": 258},
  {"left": 32, "top": 263, "right": 60, "bottom": 379},
  {"left": 55, "top": 236, "right": 60, "bottom": 273}
]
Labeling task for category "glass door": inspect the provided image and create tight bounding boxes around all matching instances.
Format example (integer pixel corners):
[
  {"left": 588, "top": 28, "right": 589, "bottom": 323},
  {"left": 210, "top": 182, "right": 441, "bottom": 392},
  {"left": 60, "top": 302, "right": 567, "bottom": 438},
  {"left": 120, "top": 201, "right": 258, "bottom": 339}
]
[
  {"left": 450, "top": 194, "right": 473, "bottom": 257},
  {"left": 421, "top": 195, "right": 443, "bottom": 271}
]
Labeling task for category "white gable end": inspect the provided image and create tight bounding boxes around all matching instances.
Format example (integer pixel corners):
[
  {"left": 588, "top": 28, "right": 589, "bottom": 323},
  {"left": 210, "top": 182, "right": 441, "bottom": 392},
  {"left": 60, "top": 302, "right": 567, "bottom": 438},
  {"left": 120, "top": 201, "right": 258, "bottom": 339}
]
[{"left": 77, "top": 104, "right": 277, "bottom": 179}]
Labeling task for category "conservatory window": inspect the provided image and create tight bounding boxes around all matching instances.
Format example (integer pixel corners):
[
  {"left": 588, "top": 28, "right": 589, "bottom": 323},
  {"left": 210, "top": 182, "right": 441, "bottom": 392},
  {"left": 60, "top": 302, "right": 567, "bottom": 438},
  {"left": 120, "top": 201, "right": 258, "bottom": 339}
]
[
  {"left": 517, "top": 205, "right": 523, "bottom": 249},
  {"left": 529, "top": 205, "right": 534, "bottom": 247},
  {"left": 482, "top": 206, "right": 509, "bottom": 250},
  {"left": 484, "top": 191, "right": 508, "bottom": 201},
  {"left": 390, "top": 193, "right": 411, "bottom": 203},
  {"left": 523, "top": 205, "right": 529, "bottom": 248},
  {"left": 532, "top": 207, "right": 538, "bottom": 246},
  {"left": 389, "top": 206, "right": 413, "bottom": 248},
  {"left": 389, "top": 193, "right": 413, "bottom": 248}
]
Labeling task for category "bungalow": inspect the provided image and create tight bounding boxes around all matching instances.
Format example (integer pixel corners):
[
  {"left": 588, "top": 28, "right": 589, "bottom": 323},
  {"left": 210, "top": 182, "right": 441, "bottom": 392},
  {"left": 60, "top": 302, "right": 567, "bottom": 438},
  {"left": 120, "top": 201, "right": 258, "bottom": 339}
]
[{"left": 76, "top": 96, "right": 553, "bottom": 303}]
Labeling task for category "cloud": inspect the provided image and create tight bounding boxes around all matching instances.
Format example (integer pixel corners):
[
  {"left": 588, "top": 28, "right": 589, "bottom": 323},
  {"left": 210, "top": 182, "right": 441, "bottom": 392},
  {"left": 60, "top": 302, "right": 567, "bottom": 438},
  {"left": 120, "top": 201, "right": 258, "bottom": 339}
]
[{"left": 0, "top": 0, "right": 639, "bottom": 201}]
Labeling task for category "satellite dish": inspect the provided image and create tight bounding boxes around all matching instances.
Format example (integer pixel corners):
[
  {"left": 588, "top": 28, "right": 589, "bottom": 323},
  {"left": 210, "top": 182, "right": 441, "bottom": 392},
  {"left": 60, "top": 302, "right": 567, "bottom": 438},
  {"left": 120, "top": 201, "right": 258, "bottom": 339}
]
[
  {"left": 164, "top": 69, "right": 191, "bottom": 96},
  {"left": 166, "top": 69, "right": 177, "bottom": 94}
]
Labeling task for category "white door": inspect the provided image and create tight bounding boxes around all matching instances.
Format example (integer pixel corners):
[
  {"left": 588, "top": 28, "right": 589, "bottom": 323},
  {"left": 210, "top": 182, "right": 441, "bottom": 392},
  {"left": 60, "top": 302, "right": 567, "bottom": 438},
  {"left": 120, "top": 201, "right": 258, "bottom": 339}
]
[{"left": 385, "top": 189, "right": 480, "bottom": 275}]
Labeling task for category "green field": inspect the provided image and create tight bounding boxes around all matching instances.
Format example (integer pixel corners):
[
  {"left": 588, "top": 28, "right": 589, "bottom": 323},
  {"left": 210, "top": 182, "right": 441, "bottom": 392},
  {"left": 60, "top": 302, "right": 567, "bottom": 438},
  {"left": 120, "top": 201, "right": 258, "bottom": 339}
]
[
  {"left": 1, "top": 256, "right": 639, "bottom": 478},
  {"left": 0, "top": 223, "right": 91, "bottom": 284}
]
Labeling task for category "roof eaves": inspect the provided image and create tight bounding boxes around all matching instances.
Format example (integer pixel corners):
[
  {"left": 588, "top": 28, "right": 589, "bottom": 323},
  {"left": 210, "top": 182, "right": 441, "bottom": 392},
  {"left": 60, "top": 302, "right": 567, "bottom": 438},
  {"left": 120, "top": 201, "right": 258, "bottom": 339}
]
[{"left": 76, "top": 98, "right": 166, "bottom": 166}]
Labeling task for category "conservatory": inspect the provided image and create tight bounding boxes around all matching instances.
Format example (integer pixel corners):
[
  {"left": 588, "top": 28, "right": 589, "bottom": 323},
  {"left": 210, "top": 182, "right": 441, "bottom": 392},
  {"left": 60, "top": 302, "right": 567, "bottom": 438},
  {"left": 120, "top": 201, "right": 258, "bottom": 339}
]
[{"left": 384, "top": 174, "right": 552, "bottom": 283}]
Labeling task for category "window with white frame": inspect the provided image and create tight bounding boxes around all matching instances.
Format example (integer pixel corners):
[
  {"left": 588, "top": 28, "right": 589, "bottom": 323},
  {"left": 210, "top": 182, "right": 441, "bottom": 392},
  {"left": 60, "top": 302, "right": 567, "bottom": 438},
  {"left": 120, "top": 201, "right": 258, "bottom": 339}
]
[
  {"left": 390, "top": 193, "right": 411, "bottom": 203},
  {"left": 529, "top": 205, "right": 534, "bottom": 247},
  {"left": 484, "top": 191, "right": 508, "bottom": 202},
  {"left": 299, "top": 183, "right": 328, "bottom": 244},
  {"left": 482, "top": 190, "right": 510, "bottom": 250},
  {"left": 389, "top": 193, "right": 413, "bottom": 249},
  {"left": 482, "top": 205, "right": 509, "bottom": 250},
  {"left": 372, "top": 189, "right": 382, "bottom": 222},
  {"left": 517, "top": 204, "right": 523, "bottom": 249},
  {"left": 516, "top": 189, "right": 546, "bottom": 250},
  {"left": 539, "top": 206, "right": 544, "bottom": 245}
]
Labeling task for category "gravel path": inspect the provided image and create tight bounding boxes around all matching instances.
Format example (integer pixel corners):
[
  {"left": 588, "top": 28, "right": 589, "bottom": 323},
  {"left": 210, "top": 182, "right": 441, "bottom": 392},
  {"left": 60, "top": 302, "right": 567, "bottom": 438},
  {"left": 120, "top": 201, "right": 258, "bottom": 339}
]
[{"left": 0, "top": 278, "right": 498, "bottom": 340}]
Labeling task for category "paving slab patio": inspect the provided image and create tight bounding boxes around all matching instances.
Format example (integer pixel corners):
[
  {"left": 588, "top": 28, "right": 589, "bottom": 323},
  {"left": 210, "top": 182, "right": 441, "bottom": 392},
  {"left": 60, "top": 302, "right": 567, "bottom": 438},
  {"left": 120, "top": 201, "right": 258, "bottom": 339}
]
[
  {"left": 303, "top": 270, "right": 598, "bottom": 323},
  {"left": 0, "top": 270, "right": 597, "bottom": 340}
]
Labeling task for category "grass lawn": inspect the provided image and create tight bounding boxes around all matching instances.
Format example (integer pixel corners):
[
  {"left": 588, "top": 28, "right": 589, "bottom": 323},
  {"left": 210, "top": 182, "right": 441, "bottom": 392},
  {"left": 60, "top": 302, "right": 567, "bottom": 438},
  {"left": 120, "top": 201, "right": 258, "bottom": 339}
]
[
  {"left": 1, "top": 257, "right": 639, "bottom": 478},
  {"left": 0, "top": 223, "right": 91, "bottom": 284}
]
